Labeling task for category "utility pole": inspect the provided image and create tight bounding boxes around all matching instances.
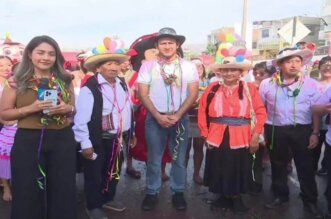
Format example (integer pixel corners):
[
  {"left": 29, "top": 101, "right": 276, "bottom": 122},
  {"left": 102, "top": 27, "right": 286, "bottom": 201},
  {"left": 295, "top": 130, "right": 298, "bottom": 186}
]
[
  {"left": 241, "top": 0, "right": 248, "bottom": 46},
  {"left": 291, "top": 16, "right": 297, "bottom": 46}
]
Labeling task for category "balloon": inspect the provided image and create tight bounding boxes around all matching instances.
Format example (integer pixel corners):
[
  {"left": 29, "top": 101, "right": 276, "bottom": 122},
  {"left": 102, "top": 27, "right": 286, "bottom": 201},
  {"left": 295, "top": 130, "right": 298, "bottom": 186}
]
[
  {"left": 115, "top": 48, "right": 125, "bottom": 54},
  {"left": 234, "top": 33, "right": 242, "bottom": 41},
  {"left": 235, "top": 48, "right": 246, "bottom": 56},
  {"left": 218, "top": 42, "right": 232, "bottom": 50},
  {"left": 228, "top": 46, "right": 237, "bottom": 56},
  {"left": 215, "top": 56, "right": 223, "bottom": 63},
  {"left": 226, "top": 34, "right": 235, "bottom": 42},
  {"left": 236, "top": 55, "right": 245, "bottom": 62},
  {"left": 221, "top": 48, "right": 229, "bottom": 57},
  {"left": 115, "top": 39, "right": 124, "bottom": 49},
  {"left": 96, "top": 44, "right": 107, "bottom": 53},
  {"left": 92, "top": 47, "right": 98, "bottom": 54},
  {"left": 218, "top": 32, "right": 227, "bottom": 42},
  {"left": 109, "top": 41, "right": 117, "bottom": 52},
  {"left": 103, "top": 37, "right": 112, "bottom": 49},
  {"left": 216, "top": 49, "right": 224, "bottom": 58}
]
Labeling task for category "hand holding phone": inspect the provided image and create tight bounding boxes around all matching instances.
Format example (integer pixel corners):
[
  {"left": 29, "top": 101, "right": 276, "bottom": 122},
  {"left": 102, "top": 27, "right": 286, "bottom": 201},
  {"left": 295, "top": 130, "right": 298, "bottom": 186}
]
[{"left": 42, "top": 89, "right": 58, "bottom": 114}]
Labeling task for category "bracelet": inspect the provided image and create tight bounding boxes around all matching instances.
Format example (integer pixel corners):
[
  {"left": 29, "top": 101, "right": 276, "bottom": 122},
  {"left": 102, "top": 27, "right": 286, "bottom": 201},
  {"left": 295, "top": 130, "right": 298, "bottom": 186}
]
[{"left": 311, "top": 132, "right": 320, "bottom": 136}]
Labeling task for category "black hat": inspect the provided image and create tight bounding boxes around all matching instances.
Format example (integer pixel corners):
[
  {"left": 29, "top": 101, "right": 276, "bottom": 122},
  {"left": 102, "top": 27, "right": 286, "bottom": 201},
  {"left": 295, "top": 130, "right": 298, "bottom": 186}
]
[{"left": 155, "top": 27, "right": 185, "bottom": 45}]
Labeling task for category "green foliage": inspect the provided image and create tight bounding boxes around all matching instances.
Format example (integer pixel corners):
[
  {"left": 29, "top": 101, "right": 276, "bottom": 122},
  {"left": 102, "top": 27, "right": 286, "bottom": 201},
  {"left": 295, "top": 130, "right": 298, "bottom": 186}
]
[{"left": 206, "top": 43, "right": 217, "bottom": 56}]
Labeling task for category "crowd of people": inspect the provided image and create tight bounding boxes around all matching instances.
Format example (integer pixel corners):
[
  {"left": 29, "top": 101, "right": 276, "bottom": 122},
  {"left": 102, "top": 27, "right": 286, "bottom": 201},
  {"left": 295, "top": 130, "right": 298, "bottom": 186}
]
[{"left": 0, "top": 27, "right": 331, "bottom": 219}]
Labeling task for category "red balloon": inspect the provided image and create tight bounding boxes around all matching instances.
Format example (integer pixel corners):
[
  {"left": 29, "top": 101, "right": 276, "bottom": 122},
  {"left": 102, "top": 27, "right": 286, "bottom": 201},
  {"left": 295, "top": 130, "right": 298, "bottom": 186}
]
[{"left": 221, "top": 48, "right": 229, "bottom": 57}]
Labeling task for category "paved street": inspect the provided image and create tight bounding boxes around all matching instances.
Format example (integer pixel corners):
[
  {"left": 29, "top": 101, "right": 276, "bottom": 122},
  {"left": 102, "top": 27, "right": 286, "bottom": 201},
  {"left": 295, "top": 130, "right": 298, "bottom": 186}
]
[{"left": 0, "top": 152, "right": 329, "bottom": 219}]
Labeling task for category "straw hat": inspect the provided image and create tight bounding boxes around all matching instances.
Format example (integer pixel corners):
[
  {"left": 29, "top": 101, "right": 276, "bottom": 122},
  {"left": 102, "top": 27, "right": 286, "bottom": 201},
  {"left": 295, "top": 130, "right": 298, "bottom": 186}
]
[
  {"left": 211, "top": 56, "right": 252, "bottom": 71},
  {"left": 84, "top": 53, "right": 130, "bottom": 71}
]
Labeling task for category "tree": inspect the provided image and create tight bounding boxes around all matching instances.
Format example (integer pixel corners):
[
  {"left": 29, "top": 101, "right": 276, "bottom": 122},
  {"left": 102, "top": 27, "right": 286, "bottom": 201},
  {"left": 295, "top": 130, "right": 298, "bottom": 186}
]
[{"left": 206, "top": 43, "right": 217, "bottom": 56}]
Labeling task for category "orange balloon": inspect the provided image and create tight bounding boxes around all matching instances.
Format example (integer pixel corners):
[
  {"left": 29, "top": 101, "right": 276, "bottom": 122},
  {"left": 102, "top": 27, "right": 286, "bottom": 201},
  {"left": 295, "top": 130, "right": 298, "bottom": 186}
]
[
  {"left": 218, "top": 32, "right": 227, "bottom": 42},
  {"left": 103, "top": 37, "right": 112, "bottom": 49}
]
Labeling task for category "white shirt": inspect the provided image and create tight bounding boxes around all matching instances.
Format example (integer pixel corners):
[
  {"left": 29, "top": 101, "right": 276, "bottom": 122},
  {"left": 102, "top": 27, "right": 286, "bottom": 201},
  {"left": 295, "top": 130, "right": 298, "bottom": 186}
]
[
  {"left": 137, "top": 59, "right": 199, "bottom": 112},
  {"left": 73, "top": 74, "right": 132, "bottom": 149}
]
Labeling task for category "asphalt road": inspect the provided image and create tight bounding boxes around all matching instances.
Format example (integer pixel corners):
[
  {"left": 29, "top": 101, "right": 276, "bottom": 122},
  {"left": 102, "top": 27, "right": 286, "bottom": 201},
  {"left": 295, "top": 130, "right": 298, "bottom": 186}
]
[{"left": 0, "top": 151, "right": 329, "bottom": 219}]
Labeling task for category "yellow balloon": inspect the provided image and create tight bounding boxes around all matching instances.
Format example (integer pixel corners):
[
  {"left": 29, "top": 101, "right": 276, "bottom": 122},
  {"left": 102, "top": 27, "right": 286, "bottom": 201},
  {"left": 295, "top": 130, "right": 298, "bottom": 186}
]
[
  {"left": 218, "top": 42, "right": 232, "bottom": 50},
  {"left": 96, "top": 44, "right": 107, "bottom": 53}
]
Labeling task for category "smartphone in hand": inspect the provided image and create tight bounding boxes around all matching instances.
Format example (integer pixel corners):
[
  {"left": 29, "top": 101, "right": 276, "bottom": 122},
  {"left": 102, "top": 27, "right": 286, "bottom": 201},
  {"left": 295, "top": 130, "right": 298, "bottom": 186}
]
[{"left": 43, "top": 89, "right": 57, "bottom": 114}]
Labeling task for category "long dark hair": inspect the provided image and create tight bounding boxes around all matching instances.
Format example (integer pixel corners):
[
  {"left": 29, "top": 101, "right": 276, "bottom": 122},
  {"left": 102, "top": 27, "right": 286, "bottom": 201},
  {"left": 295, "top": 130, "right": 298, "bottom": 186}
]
[{"left": 15, "top": 35, "right": 72, "bottom": 92}]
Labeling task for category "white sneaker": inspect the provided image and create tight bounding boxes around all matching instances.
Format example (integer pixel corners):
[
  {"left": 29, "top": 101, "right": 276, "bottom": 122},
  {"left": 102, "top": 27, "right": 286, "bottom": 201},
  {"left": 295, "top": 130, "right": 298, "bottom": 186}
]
[{"left": 102, "top": 201, "right": 126, "bottom": 212}]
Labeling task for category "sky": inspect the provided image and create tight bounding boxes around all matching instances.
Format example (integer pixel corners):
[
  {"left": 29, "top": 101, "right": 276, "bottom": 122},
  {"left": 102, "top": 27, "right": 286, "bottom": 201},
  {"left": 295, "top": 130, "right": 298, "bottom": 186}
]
[{"left": 0, "top": 0, "right": 325, "bottom": 50}]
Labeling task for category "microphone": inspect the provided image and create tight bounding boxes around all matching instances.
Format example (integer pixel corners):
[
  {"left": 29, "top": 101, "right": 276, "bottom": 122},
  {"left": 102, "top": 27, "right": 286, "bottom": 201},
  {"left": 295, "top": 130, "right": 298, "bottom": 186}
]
[{"left": 37, "top": 78, "right": 49, "bottom": 101}]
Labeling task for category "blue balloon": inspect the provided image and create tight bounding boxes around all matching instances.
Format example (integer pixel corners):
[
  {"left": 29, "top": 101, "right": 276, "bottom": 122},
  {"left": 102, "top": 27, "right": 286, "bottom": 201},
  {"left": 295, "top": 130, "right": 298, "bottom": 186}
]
[
  {"left": 115, "top": 48, "right": 124, "bottom": 54},
  {"left": 92, "top": 47, "right": 98, "bottom": 54},
  {"left": 236, "top": 55, "right": 245, "bottom": 62}
]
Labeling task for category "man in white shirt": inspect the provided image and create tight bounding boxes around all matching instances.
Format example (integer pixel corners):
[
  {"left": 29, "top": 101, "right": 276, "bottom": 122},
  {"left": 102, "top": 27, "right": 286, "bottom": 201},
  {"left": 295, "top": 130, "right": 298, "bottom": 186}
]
[
  {"left": 138, "top": 27, "right": 199, "bottom": 211},
  {"left": 73, "top": 52, "right": 133, "bottom": 219}
]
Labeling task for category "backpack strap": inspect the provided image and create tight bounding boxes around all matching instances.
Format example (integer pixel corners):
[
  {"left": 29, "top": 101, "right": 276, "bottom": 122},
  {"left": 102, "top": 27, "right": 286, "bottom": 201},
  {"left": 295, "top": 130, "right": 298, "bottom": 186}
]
[{"left": 206, "top": 83, "right": 221, "bottom": 128}]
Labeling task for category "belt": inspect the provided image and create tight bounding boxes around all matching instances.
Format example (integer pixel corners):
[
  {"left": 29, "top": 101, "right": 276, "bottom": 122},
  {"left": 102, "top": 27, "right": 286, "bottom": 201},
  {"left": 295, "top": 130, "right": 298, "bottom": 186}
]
[{"left": 209, "top": 117, "right": 250, "bottom": 126}]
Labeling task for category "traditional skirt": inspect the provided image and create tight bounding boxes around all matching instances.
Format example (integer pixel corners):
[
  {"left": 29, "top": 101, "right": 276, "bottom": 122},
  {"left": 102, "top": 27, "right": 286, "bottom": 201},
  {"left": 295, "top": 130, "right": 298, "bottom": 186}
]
[
  {"left": 0, "top": 124, "right": 17, "bottom": 179},
  {"left": 203, "top": 127, "right": 251, "bottom": 196}
]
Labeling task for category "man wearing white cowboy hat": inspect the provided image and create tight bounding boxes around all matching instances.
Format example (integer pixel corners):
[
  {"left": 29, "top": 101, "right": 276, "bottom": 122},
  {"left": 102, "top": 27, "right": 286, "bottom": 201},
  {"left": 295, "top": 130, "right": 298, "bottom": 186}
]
[
  {"left": 259, "top": 47, "right": 323, "bottom": 218},
  {"left": 73, "top": 51, "right": 134, "bottom": 219},
  {"left": 138, "top": 27, "right": 199, "bottom": 211}
]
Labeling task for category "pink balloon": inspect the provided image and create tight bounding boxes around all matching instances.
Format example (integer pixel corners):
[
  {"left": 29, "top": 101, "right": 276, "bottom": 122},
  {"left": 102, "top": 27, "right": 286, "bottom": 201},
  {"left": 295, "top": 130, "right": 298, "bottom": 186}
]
[
  {"left": 235, "top": 48, "right": 246, "bottom": 56},
  {"left": 228, "top": 46, "right": 237, "bottom": 56},
  {"left": 109, "top": 41, "right": 117, "bottom": 52}
]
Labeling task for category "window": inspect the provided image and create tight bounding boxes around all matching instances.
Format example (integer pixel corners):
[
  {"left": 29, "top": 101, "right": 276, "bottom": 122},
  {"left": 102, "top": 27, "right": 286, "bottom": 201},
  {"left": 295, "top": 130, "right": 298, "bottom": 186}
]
[{"left": 262, "top": 29, "right": 269, "bottom": 38}]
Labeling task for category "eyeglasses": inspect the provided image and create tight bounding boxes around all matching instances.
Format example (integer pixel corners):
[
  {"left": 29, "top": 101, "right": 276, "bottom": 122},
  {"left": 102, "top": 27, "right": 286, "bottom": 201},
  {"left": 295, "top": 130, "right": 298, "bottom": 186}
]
[{"left": 320, "top": 64, "right": 331, "bottom": 70}]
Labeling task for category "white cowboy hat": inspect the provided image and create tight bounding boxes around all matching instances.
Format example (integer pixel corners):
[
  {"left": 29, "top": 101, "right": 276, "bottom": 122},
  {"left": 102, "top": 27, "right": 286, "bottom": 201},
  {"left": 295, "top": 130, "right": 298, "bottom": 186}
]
[{"left": 272, "top": 48, "right": 313, "bottom": 66}]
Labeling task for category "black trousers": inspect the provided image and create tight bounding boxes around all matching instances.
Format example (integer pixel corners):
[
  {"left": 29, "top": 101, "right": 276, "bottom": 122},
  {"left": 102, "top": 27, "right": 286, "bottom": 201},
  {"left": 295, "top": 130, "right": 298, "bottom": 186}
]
[
  {"left": 11, "top": 127, "right": 77, "bottom": 219},
  {"left": 83, "top": 137, "right": 124, "bottom": 210},
  {"left": 265, "top": 124, "right": 318, "bottom": 203},
  {"left": 312, "top": 129, "right": 328, "bottom": 171}
]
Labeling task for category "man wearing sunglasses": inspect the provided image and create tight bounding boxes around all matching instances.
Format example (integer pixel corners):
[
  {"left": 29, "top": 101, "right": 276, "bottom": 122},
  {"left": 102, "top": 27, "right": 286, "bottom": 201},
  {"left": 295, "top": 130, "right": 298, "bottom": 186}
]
[{"left": 259, "top": 48, "right": 323, "bottom": 218}]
